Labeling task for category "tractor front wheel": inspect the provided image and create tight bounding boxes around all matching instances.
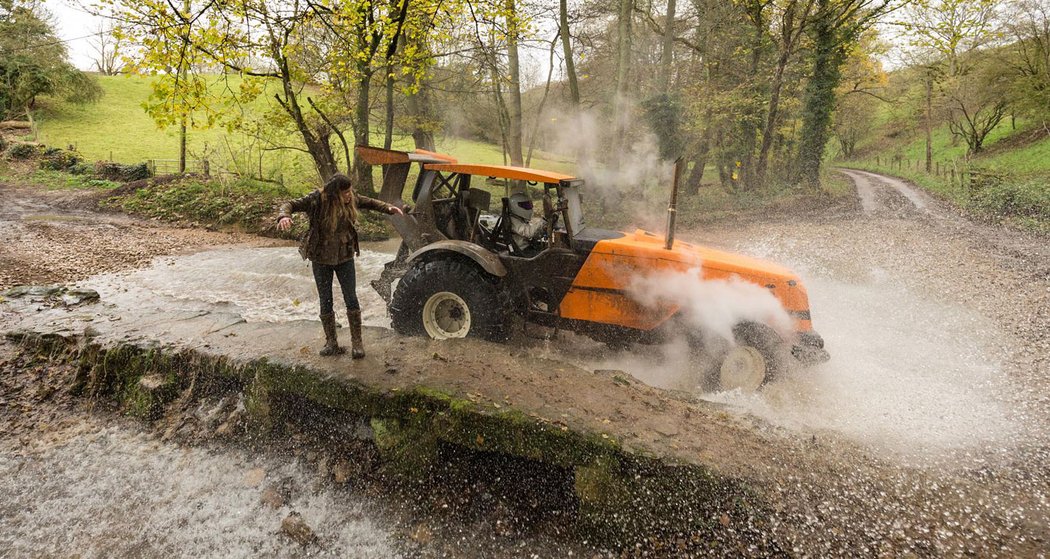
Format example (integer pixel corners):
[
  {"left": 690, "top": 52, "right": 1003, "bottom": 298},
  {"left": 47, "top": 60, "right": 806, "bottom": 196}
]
[
  {"left": 389, "top": 258, "right": 509, "bottom": 341},
  {"left": 714, "top": 322, "right": 785, "bottom": 392}
]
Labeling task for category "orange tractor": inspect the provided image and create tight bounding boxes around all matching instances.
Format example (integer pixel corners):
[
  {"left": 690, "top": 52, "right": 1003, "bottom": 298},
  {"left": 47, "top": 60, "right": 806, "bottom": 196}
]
[{"left": 358, "top": 146, "right": 829, "bottom": 391}]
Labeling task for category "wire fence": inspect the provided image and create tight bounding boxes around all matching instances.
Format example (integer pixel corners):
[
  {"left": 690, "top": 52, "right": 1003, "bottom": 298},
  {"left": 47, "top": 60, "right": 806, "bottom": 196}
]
[{"left": 146, "top": 159, "right": 211, "bottom": 176}]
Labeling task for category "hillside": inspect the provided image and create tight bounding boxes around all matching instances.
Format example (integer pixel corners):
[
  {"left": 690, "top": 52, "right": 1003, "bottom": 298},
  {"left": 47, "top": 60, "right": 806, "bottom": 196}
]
[
  {"left": 29, "top": 74, "right": 571, "bottom": 189},
  {"left": 836, "top": 108, "right": 1050, "bottom": 231}
]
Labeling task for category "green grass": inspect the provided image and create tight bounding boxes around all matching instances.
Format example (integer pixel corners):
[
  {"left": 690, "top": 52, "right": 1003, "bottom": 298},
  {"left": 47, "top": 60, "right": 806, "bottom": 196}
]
[
  {"left": 29, "top": 169, "right": 120, "bottom": 190},
  {"left": 31, "top": 74, "right": 570, "bottom": 190}
]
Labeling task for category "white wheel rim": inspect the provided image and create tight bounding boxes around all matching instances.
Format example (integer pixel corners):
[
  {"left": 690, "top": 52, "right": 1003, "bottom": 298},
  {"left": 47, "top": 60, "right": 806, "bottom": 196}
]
[
  {"left": 719, "top": 346, "right": 767, "bottom": 392},
  {"left": 422, "top": 292, "right": 471, "bottom": 339}
]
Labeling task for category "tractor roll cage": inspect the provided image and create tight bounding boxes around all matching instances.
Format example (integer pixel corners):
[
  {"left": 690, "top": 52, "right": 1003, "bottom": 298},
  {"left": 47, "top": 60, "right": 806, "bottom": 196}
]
[{"left": 356, "top": 145, "right": 584, "bottom": 254}]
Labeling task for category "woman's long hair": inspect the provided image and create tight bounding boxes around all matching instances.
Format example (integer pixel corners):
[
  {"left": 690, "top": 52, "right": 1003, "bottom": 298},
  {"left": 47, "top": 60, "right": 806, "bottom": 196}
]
[{"left": 319, "top": 173, "right": 357, "bottom": 234}]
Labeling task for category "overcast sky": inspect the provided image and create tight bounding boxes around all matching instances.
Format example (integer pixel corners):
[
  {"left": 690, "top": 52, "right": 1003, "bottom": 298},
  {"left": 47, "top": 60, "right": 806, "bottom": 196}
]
[{"left": 45, "top": 0, "right": 103, "bottom": 71}]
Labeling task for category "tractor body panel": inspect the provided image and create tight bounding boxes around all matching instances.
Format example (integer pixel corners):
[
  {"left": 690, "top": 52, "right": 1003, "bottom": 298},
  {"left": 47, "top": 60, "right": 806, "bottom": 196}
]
[{"left": 559, "top": 229, "right": 815, "bottom": 333}]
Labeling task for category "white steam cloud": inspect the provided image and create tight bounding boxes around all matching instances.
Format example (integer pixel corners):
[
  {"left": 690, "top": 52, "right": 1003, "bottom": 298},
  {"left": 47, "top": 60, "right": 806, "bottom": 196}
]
[
  {"left": 625, "top": 266, "right": 795, "bottom": 343},
  {"left": 545, "top": 104, "right": 674, "bottom": 231}
]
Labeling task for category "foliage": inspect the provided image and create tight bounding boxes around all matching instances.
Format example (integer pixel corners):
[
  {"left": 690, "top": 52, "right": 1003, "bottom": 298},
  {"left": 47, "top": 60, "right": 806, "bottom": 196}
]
[
  {"left": 1004, "top": 0, "right": 1050, "bottom": 128},
  {"left": 108, "top": 0, "right": 465, "bottom": 191},
  {"left": 831, "top": 31, "right": 888, "bottom": 158},
  {"left": 94, "top": 160, "right": 151, "bottom": 182},
  {"left": 6, "top": 142, "right": 39, "bottom": 158},
  {"left": 38, "top": 146, "right": 81, "bottom": 171},
  {"left": 0, "top": 0, "right": 102, "bottom": 119}
]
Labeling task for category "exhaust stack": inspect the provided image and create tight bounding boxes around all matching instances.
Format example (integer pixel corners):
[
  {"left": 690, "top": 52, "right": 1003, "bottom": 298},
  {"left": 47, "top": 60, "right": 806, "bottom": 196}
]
[{"left": 665, "top": 157, "right": 684, "bottom": 250}]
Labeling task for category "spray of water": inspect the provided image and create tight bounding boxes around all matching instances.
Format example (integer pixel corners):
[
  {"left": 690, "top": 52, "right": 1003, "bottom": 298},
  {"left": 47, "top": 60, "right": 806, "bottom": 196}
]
[{"left": 625, "top": 266, "right": 794, "bottom": 343}]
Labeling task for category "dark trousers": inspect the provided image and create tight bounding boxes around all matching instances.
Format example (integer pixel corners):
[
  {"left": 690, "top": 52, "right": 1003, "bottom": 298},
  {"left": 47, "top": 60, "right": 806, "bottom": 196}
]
[{"left": 312, "top": 260, "right": 360, "bottom": 315}]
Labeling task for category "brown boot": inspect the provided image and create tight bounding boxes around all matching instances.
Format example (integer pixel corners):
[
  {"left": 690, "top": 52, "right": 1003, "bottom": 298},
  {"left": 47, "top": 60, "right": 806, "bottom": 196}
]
[
  {"left": 347, "top": 309, "right": 365, "bottom": 359},
  {"left": 319, "top": 313, "right": 345, "bottom": 356}
]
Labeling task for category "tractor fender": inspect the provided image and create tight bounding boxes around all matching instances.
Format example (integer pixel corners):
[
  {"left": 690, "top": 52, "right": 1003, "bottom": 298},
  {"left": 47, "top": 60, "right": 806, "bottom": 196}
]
[{"left": 406, "top": 240, "right": 508, "bottom": 278}]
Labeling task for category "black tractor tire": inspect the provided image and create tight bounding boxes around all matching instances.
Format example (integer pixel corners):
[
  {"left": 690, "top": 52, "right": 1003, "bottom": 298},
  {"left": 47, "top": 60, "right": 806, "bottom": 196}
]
[
  {"left": 711, "top": 322, "right": 785, "bottom": 391},
  {"left": 389, "top": 257, "right": 510, "bottom": 341}
]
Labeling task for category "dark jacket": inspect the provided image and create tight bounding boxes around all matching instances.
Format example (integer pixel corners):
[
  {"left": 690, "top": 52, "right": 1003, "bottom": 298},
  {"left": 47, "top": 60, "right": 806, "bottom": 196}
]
[{"left": 278, "top": 190, "right": 395, "bottom": 264}]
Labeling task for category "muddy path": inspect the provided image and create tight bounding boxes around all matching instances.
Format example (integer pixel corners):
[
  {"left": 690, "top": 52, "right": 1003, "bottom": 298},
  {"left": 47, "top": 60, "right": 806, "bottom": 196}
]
[
  {"left": 2, "top": 173, "right": 1049, "bottom": 556},
  {"left": 0, "top": 184, "right": 281, "bottom": 290}
]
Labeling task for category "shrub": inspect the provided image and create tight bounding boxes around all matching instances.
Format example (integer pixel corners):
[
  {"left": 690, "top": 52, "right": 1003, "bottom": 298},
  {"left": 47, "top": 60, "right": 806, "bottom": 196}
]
[
  {"left": 94, "top": 161, "right": 151, "bottom": 182},
  {"left": 7, "top": 143, "right": 41, "bottom": 159},
  {"left": 39, "top": 148, "right": 81, "bottom": 171},
  {"left": 109, "top": 176, "right": 392, "bottom": 240}
]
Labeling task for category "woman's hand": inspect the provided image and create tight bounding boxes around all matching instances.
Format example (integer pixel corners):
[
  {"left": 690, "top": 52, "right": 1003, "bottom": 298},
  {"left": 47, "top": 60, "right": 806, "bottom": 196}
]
[
  {"left": 278, "top": 216, "right": 292, "bottom": 231},
  {"left": 390, "top": 206, "right": 405, "bottom": 216}
]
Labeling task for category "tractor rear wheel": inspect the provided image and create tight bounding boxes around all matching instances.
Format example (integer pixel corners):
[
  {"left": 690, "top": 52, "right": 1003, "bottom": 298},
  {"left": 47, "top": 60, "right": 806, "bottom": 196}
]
[{"left": 389, "top": 258, "right": 509, "bottom": 341}]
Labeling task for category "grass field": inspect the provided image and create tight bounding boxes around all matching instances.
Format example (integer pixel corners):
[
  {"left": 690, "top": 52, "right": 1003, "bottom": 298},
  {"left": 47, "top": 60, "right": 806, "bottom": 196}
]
[{"left": 30, "top": 74, "right": 572, "bottom": 191}]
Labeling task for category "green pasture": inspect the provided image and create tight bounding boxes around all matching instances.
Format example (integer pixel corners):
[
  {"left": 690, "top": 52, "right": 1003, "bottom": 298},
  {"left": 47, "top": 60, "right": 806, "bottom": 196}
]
[{"left": 30, "top": 74, "right": 573, "bottom": 191}]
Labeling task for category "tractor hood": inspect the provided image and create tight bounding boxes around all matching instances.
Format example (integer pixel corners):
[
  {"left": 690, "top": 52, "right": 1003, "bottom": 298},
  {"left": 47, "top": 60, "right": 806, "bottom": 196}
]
[
  {"left": 593, "top": 229, "right": 799, "bottom": 282},
  {"left": 574, "top": 229, "right": 813, "bottom": 330}
]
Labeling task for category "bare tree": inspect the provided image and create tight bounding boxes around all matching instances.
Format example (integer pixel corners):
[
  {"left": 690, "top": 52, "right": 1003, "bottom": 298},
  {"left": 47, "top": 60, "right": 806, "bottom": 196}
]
[{"left": 89, "top": 22, "right": 123, "bottom": 76}]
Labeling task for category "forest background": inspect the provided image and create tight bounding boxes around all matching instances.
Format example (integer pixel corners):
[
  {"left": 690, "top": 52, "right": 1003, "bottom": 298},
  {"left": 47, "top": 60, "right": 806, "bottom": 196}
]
[{"left": 1, "top": 0, "right": 1047, "bottom": 231}]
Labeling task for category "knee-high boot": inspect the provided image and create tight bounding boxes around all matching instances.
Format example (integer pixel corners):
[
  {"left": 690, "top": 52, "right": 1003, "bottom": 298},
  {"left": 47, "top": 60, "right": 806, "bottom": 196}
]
[
  {"left": 347, "top": 309, "right": 365, "bottom": 359},
  {"left": 319, "top": 313, "right": 345, "bottom": 356}
]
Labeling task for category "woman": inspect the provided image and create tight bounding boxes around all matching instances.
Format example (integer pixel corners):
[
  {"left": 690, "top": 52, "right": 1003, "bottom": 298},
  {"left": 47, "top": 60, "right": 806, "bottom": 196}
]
[{"left": 277, "top": 173, "right": 403, "bottom": 358}]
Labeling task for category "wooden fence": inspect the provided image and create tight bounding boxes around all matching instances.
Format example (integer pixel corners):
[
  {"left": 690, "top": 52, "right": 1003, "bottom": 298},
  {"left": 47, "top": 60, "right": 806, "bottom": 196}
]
[{"left": 871, "top": 155, "right": 1006, "bottom": 193}]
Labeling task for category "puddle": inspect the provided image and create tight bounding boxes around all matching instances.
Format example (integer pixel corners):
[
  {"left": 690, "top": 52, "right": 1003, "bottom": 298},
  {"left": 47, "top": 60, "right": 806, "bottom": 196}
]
[
  {"left": 0, "top": 426, "right": 399, "bottom": 558},
  {"left": 82, "top": 243, "right": 397, "bottom": 327}
]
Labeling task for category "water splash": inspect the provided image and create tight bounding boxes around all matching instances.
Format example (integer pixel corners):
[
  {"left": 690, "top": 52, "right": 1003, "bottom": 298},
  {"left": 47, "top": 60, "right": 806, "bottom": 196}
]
[{"left": 707, "top": 273, "right": 1016, "bottom": 459}]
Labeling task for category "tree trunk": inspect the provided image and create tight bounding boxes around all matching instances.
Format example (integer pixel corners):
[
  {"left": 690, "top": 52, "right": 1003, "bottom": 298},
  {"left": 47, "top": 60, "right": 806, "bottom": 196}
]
[
  {"left": 276, "top": 58, "right": 339, "bottom": 182},
  {"left": 406, "top": 82, "right": 436, "bottom": 151},
  {"left": 559, "top": 0, "right": 580, "bottom": 107},
  {"left": 505, "top": 0, "right": 524, "bottom": 166},
  {"left": 615, "top": 0, "right": 634, "bottom": 99},
  {"left": 925, "top": 75, "right": 932, "bottom": 173},
  {"left": 660, "top": 0, "right": 676, "bottom": 94},
  {"left": 797, "top": 0, "right": 843, "bottom": 189},
  {"left": 613, "top": 0, "right": 634, "bottom": 159},
  {"left": 753, "top": 48, "right": 791, "bottom": 187},
  {"left": 384, "top": 60, "right": 395, "bottom": 150},
  {"left": 686, "top": 153, "right": 707, "bottom": 194},
  {"left": 352, "top": 70, "right": 376, "bottom": 196},
  {"left": 754, "top": 0, "right": 813, "bottom": 189}
]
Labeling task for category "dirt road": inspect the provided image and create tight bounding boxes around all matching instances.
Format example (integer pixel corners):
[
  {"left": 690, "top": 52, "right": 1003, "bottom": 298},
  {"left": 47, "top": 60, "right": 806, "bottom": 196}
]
[
  {"left": 2, "top": 173, "right": 1048, "bottom": 556},
  {"left": 0, "top": 185, "right": 279, "bottom": 290}
]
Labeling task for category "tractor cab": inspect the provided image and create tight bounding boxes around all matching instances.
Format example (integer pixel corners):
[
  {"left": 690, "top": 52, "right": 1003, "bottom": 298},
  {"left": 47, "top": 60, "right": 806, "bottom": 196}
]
[{"left": 356, "top": 145, "right": 613, "bottom": 259}]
